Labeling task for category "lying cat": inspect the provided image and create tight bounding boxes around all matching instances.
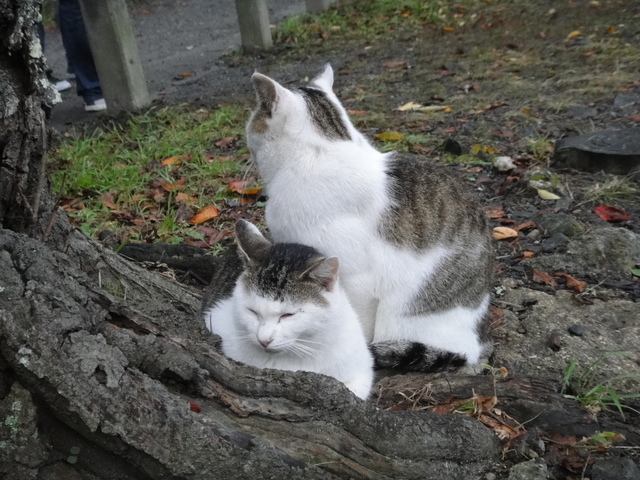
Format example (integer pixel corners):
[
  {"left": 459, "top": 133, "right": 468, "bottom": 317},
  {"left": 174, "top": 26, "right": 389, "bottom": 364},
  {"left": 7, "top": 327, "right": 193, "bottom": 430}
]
[
  {"left": 247, "top": 64, "right": 494, "bottom": 372},
  {"left": 203, "top": 220, "right": 374, "bottom": 400}
]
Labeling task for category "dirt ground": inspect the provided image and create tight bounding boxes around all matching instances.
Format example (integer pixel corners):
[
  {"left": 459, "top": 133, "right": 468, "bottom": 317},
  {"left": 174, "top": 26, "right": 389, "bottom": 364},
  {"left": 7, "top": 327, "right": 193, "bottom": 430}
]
[{"left": 45, "top": 0, "right": 640, "bottom": 478}]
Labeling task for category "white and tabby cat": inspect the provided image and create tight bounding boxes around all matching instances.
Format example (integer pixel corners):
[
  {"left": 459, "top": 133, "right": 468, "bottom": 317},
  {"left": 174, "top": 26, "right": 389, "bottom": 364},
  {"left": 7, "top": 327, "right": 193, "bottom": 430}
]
[
  {"left": 246, "top": 64, "right": 494, "bottom": 372},
  {"left": 203, "top": 220, "right": 374, "bottom": 400}
]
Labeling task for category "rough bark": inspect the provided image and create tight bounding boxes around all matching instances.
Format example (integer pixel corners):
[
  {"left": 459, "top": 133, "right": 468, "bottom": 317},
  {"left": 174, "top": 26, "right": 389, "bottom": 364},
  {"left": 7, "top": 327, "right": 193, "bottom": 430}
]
[
  {"left": 0, "top": 228, "right": 501, "bottom": 479},
  {"left": 0, "top": 0, "right": 61, "bottom": 237}
]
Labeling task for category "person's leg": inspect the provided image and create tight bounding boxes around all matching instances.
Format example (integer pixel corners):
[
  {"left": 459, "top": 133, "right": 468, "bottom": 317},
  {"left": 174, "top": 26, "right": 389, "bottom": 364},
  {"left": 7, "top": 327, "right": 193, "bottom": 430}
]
[{"left": 58, "top": 0, "right": 104, "bottom": 109}]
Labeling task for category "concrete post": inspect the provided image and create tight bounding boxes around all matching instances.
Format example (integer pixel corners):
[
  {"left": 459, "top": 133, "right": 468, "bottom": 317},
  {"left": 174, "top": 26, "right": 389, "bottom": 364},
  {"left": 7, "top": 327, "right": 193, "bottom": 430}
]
[
  {"left": 235, "top": 0, "right": 273, "bottom": 51},
  {"left": 305, "top": 0, "right": 334, "bottom": 14},
  {"left": 78, "top": 0, "right": 150, "bottom": 112}
]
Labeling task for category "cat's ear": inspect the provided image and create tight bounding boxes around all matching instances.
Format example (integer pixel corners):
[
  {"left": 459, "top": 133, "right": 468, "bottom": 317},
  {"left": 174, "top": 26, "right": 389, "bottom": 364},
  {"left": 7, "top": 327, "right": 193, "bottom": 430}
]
[
  {"left": 310, "top": 63, "right": 334, "bottom": 91},
  {"left": 251, "top": 72, "right": 285, "bottom": 114},
  {"left": 235, "top": 220, "right": 271, "bottom": 264},
  {"left": 302, "top": 256, "right": 340, "bottom": 292}
]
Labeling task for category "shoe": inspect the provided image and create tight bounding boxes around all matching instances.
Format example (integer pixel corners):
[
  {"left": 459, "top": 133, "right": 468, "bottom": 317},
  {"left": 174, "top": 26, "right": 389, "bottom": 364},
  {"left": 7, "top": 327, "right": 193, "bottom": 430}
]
[
  {"left": 46, "top": 72, "right": 72, "bottom": 92},
  {"left": 84, "top": 98, "right": 107, "bottom": 112}
]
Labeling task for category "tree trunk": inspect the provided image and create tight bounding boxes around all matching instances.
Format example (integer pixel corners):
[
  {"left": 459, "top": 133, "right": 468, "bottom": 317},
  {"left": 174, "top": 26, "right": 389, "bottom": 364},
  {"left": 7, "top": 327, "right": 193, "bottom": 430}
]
[{"left": 0, "top": 2, "right": 501, "bottom": 479}]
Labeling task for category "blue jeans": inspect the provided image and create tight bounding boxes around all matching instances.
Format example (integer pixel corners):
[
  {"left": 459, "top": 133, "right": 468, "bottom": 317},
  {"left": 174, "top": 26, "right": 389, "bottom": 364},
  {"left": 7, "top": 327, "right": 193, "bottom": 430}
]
[{"left": 58, "top": 0, "right": 103, "bottom": 102}]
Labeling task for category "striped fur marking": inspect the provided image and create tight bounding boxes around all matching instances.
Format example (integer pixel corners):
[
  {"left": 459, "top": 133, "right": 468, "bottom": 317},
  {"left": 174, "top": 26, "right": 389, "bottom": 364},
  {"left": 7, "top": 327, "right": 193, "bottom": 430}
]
[
  {"left": 370, "top": 341, "right": 467, "bottom": 372},
  {"left": 299, "top": 86, "right": 351, "bottom": 141}
]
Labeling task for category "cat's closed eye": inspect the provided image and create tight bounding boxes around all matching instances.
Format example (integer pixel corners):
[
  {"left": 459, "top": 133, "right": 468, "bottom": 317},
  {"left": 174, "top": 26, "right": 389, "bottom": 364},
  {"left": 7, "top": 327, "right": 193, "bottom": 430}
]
[
  {"left": 248, "top": 308, "right": 258, "bottom": 316},
  {"left": 279, "top": 313, "right": 295, "bottom": 321}
]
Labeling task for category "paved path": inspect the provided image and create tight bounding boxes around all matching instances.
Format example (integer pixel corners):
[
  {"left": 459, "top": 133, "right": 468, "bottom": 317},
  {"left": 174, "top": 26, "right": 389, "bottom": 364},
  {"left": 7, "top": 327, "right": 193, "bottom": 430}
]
[{"left": 46, "top": 0, "right": 306, "bottom": 131}]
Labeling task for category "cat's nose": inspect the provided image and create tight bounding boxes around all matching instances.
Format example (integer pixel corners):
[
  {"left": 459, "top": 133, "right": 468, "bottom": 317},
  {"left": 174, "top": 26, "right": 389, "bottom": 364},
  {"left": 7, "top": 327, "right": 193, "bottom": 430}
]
[{"left": 259, "top": 339, "right": 272, "bottom": 348}]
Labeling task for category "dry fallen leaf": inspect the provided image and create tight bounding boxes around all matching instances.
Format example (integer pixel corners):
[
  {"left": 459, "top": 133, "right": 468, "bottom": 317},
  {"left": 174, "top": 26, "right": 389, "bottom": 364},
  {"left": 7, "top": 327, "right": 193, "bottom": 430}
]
[
  {"left": 395, "top": 102, "right": 451, "bottom": 113},
  {"left": 513, "top": 221, "right": 537, "bottom": 232},
  {"left": 537, "top": 188, "right": 560, "bottom": 200},
  {"left": 161, "top": 154, "right": 189, "bottom": 166},
  {"left": 563, "top": 273, "right": 586, "bottom": 293},
  {"left": 215, "top": 136, "right": 236, "bottom": 149},
  {"left": 492, "top": 226, "right": 518, "bottom": 240},
  {"left": 375, "top": 131, "right": 405, "bottom": 141},
  {"left": 532, "top": 268, "right": 558, "bottom": 287},
  {"left": 175, "top": 192, "right": 198, "bottom": 205},
  {"left": 227, "top": 181, "right": 263, "bottom": 196},
  {"left": 594, "top": 205, "right": 631, "bottom": 222},
  {"left": 189, "top": 205, "right": 219, "bottom": 225},
  {"left": 567, "top": 30, "right": 581, "bottom": 39},
  {"left": 383, "top": 61, "right": 407, "bottom": 69},
  {"left": 161, "top": 177, "right": 186, "bottom": 192},
  {"left": 485, "top": 206, "right": 505, "bottom": 219}
]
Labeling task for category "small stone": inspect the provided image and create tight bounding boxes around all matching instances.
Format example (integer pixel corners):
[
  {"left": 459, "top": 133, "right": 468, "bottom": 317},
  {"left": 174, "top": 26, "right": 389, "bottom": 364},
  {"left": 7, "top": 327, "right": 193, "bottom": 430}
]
[
  {"left": 517, "top": 326, "right": 527, "bottom": 334},
  {"left": 591, "top": 457, "right": 640, "bottom": 480},
  {"left": 568, "top": 324, "right": 584, "bottom": 336},
  {"left": 527, "top": 449, "right": 539, "bottom": 458},
  {"left": 522, "top": 298, "right": 538, "bottom": 307},
  {"left": 541, "top": 232, "right": 570, "bottom": 253},
  {"left": 527, "top": 229, "right": 541, "bottom": 241},
  {"left": 555, "top": 196, "right": 573, "bottom": 211},
  {"left": 534, "top": 212, "right": 584, "bottom": 237},
  {"left": 613, "top": 93, "right": 640, "bottom": 108},
  {"left": 548, "top": 329, "right": 562, "bottom": 351},
  {"left": 485, "top": 473, "right": 497, "bottom": 480},
  {"left": 568, "top": 105, "right": 598, "bottom": 119},
  {"left": 494, "top": 156, "right": 517, "bottom": 171},
  {"left": 508, "top": 459, "right": 549, "bottom": 480}
]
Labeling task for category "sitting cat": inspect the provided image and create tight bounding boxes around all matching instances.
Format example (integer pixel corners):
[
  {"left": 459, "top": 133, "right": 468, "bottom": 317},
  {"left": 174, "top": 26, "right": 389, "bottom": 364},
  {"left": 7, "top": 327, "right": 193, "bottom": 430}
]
[
  {"left": 203, "top": 220, "right": 374, "bottom": 400},
  {"left": 246, "top": 64, "right": 494, "bottom": 372}
]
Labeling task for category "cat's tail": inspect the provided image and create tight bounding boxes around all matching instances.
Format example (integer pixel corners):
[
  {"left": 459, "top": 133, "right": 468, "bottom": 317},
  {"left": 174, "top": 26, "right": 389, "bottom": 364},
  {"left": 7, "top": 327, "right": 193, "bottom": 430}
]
[{"left": 369, "top": 341, "right": 467, "bottom": 372}]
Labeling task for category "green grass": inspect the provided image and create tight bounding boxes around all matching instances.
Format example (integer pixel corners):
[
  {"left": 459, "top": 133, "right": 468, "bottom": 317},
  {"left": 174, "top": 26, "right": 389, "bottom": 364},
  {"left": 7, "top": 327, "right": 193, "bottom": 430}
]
[
  {"left": 583, "top": 175, "right": 639, "bottom": 206},
  {"left": 561, "top": 352, "right": 640, "bottom": 421},
  {"left": 274, "top": 0, "right": 446, "bottom": 48},
  {"left": 50, "top": 104, "right": 251, "bottom": 243}
]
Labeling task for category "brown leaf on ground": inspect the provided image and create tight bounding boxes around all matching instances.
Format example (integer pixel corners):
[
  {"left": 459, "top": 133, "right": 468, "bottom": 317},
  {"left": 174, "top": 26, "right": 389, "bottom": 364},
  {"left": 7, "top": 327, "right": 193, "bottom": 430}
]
[
  {"left": 383, "top": 61, "right": 407, "bottom": 69},
  {"left": 189, "top": 205, "right": 219, "bottom": 225},
  {"left": 563, "top": 273, "right": 586, "bottom": 293},
  {"left": 484, "top": 206, "right": 505, "bottom": 219},
  {"left": 161, "top": 177, "right": 186, "bottom": 192},
  {"left": 175, "top": 192, "right": 198, "bottom": 205},
  {"left": 214, "top": 136, "right": 236, "bottom": 149},
  {"left": 432, "top": 404, "right": 453, "bottom": 414},
  {"left": 227, "top": 181, "right": 263, "bottom": 196},
  {"left": 532, "top": 269, "right": 558, "bottom": 287},
  {"left": 489, "top": 305, "right": 503, "bottom": 328},
  {"left": 513, "top": 221, "right": 537, "bottom": 232},
  {"left": 161, "top": 154, "right": 190, "bottom": 166},
  {"left": 474, "top": 102, "right": 507, "bottom": 114},
  {"left": 492, "top": 226, "right": 518, "bottom": 240}
]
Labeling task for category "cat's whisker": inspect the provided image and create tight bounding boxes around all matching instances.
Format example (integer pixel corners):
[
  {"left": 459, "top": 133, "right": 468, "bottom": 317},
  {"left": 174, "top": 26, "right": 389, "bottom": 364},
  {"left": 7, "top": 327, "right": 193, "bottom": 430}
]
[
  {"left": 296, "top": 338, "right": 324, "bottom": 346},
  {"left": 286, "top": 342, "right": 319, "bottom": 360}
]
